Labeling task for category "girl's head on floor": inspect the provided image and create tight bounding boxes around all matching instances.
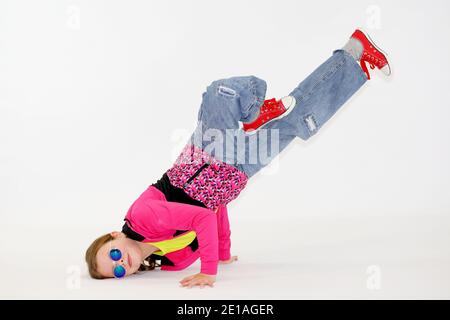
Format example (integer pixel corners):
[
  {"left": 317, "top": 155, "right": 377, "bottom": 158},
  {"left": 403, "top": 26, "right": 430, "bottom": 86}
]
[{"left": 85, "top": 232, "right": 158, "bottom": 279}]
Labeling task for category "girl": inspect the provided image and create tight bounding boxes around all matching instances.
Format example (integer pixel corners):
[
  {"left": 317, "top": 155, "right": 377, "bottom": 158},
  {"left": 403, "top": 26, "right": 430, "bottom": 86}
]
[{"left": 85, "top": 29, "right": 391, "bottom": 288}]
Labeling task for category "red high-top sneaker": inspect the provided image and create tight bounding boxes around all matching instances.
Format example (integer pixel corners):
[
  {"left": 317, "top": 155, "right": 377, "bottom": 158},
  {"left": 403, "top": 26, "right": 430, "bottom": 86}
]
[
  {"left": 243, "top": 96, "right": 296, "bottom": 133},
  {"left": 351, "top": 29, "right": 391, "bottom": 80}
]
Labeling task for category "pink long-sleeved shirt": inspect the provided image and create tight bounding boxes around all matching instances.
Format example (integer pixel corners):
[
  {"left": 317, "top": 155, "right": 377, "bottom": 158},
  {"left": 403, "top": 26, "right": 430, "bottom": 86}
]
[{"left": 124, "top": 185, "right": 231, "bottom": 275}]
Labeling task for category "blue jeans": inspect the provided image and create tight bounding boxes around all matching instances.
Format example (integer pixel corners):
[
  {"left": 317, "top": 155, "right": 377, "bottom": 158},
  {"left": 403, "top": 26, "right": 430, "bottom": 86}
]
[{"left": 190, "top": 50, "right": 367, "bottom": 178}]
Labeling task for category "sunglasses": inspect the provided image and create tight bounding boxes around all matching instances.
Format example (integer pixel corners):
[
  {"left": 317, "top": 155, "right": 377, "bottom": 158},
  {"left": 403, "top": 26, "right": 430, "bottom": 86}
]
[{"left": 109, "top": 244, "right": 126, "bottom": 278}]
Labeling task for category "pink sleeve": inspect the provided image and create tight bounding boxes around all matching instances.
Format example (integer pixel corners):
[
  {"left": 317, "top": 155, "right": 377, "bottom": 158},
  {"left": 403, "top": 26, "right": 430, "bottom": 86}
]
[
  {"left": 216, "top": 205, "right": 231, "bottom": 261},
  {"left": 143, "top": 200, "right": 219, "bottom": 275}
]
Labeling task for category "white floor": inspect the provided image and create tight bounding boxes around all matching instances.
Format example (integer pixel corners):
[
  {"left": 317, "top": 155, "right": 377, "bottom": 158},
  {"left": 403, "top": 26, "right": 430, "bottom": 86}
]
[{"left": 2, "top": 214, "right": 449, "bottom": 299}]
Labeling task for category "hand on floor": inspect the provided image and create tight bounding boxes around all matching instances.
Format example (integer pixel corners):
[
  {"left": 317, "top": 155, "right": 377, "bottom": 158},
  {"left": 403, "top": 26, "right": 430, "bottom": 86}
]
[
  {"left": 219, "top": 255, "right": 238, "bottom": 264},
  {"left": 179, "top": 273, "right": 216, "bottom": 288}
]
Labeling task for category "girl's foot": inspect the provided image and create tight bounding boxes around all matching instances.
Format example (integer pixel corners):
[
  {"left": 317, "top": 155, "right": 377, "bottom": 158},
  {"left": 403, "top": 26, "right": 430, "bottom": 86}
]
[
  {"left": 243, "top": 96, "right": 296, "bottom": 133},
  {"left": 343, "top": 29, "right": 391, "bottom": 80}
]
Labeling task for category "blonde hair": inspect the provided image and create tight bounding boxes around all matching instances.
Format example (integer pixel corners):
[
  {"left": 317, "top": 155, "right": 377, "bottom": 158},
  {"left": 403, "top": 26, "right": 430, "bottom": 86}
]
[{"left": 85, "top": 233, "right": 160, "bottom": 279}]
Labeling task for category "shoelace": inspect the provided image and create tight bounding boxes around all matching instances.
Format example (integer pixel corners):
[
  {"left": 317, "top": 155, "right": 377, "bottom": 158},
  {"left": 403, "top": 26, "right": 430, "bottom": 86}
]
[
  {"left": 260, "top": 98, "right": 282, "bottom": 114},
  {"left": 360, "top": 51, "right": 384, "bottom": 80}
]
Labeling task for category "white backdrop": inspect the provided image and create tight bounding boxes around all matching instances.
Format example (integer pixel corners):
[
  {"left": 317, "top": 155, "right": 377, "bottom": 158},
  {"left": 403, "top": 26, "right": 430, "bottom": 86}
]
[{"left": 1, "top": 0, "right": 450, "bottom": 299}]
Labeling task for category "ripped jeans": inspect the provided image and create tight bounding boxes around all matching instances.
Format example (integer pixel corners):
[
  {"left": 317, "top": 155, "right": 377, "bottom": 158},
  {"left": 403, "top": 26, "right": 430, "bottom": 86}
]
[{"left": 189, "top": 49, "right": 367, "bottom": 178}]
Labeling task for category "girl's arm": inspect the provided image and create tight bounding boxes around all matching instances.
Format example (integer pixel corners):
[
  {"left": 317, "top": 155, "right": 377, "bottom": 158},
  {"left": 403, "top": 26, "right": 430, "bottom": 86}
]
[
  {"left": 142, "top": 199, "right": 219, "bottom": 276},
  {"left": 216, "top": 205, "right": 231, "bottom": 261}
]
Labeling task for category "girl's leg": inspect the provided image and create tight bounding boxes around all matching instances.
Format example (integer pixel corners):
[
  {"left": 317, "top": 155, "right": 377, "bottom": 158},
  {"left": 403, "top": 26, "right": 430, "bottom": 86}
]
[
  {"left": 238, "top": 49, "right": 367, "bottom": 177},
  {"left": 266, "top": 49, "right": 367, "bottom": 140},
  {"left": 196, "top": 75, "right": 267, "bottom": 130},
  {"left": 190, "top": 75, "right": 268, "bottom": 163},
  {"left": 189, "top": 50, "right": 367, "bottom": 177}
]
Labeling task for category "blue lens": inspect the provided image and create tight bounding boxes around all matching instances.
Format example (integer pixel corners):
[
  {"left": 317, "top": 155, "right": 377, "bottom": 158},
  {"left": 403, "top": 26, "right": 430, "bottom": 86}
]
[
  {"left": 109, "top": 248, "right": 122, "bottom": 261},
  {"left": 113, "top": 265, "right": 126, "bottom": 278}
]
